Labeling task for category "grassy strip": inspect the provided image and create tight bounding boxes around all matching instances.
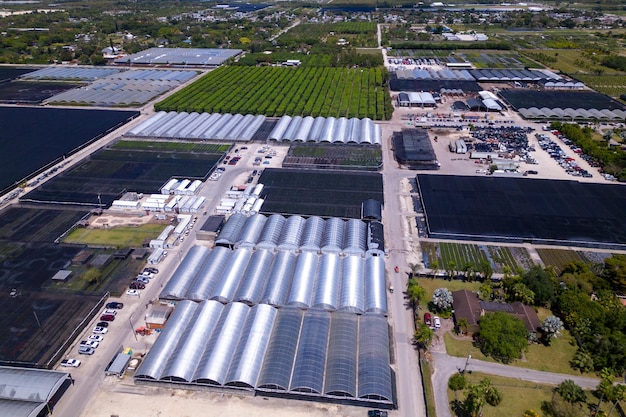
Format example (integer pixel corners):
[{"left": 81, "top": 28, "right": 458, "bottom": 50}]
[
  {"left": 421, "top": 358, "right": 438, "bottom": 417},
  {"left": 64, "top": 223, "right": 165, "bottom": 248}
]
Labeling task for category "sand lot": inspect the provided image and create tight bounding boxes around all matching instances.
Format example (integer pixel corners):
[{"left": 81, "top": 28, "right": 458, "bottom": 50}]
[{"left": 81, "top": 378, "right": 371, "bottom": 417}]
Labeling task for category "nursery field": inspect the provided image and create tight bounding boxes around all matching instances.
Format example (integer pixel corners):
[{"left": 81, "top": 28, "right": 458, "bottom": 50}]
[
  {"left": 156, "top": 66, "right": 393, "bottom": 120},
  {"left": 276, "top": 21, "right": 378, "bottom": 48}
]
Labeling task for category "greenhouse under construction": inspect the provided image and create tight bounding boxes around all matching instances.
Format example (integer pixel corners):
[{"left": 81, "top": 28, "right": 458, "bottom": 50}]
[
  {"left": 159, "top": 245, "right": 388, "bottom": 314},
  {"left": 134, "top": 300, "right": 394, "bottom": 407}
]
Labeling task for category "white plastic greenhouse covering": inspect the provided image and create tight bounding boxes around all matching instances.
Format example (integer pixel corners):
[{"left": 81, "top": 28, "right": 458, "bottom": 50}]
[
  {"left": 268, "top": 116, "right": 381, "bottom": 145},
  {"left": 125, "top": 111, "right": 266, "bottom": 141},
  {"left": 134, "top": 301, "right": 393, "bottom": 406},
  {"left": 48, "top": 70, "right": 196, "bottom": 107},
  {"left": 23, "top": 67, "right": 125, "bottom": 81},
  {"left": 159, "top": 246, "right": 386, "bottom": 314},
  {"left": 215, "top": 213, "right": 369, "bottom": 255}
]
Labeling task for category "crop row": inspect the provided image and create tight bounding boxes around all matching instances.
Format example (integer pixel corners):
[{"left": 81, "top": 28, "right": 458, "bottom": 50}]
[
  {"left": 536, "top": 248, "right": 586, "bottom": 274},
  {"left": 156, "top": 66, "right": 393, "bottom": 120}
]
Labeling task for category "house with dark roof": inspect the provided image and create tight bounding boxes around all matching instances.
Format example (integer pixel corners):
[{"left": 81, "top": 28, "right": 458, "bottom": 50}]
[{"left": 452, "top": 289, "right": 541, "bottom": 335}]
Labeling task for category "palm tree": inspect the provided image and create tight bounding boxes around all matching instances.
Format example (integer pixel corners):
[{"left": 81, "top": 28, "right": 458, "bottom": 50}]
[
  {"left": 430, "top": 259, "right": 439, "bottom": 279},
  {"left": 407, "top": 282, "right": 426, "bottom": 311},
  {"left": 413, "top": 322, "right": 435, "bottom": 350}
]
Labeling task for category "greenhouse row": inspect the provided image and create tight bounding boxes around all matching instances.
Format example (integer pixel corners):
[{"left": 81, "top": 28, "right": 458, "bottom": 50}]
[
  {"left": 394, "top": 68, "right": 474, "bottom": 81},
  {"left": 22, "top": 66, "right": 124, "bottom": 81},
  {"left": 160, "top": 246, "right": 388, "bottom": 314},
  {"left": 468, "top": 69, "right": 561, "bottom": 82},
  {"left": 268, "top": 115, "right": 382, "bottom": 145},
  {"left": 125, "top": 111, "right": 266, "bottom": 141},
  {"left": 47, "top": 70, "right": 197, "bottom": 107},
  {"left": 518, "top": 107, "right": 626, "bottom": 120},
  {"left": 135, "top": 300, "right": 393, "bottom": 405},
  {"left": 116, "top": 47, "right": 242, "bottom": 66},
  {"left": 216, "top": 213, "right": 382, "bottom": 255}
]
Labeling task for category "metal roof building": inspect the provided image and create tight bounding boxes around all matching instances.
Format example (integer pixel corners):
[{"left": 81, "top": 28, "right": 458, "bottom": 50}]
[
  {"left": 518, "top": 107, "right": 626, "bottom": 121},
  {"left": 267, "top": 116, "right": 381, "bottom": 145},
  {"left": 115, "top": 47, "right": 242, "bottom": 67},
  {"left": 134, "top": 301, "right": 393, "bottom": 406},
  {"left": 126, "top": 111, "right": 266, "bottom": 141},
  {"left": 160, "top": 246, "right": 387, "bottom": 314},
  {"left": 0, "top": 366, "right": 71, "bottom": 417}
]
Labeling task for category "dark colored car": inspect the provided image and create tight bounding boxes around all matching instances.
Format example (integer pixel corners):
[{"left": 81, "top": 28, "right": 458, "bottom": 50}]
[
  {"left": 99, "top": 314, "right": 115, "bottom": 322},
  {"left": 368, "top": 411, "right": 388, "bottom": 417},
  {"left": 105, "top": 302, "right": 124, "bottom": 309},
  {"left": 424, "top": 312, "right": 432, "bottom": 326},
  {"left": 129, "top": 281, "right": 146, "bottom": 290},
  {"left": 96, "top": 321, "right": 109, "bottom": 328}
]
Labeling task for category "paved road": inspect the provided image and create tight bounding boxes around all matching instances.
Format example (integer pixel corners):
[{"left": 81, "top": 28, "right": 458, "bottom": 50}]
[{"left": 430, "top": 351, "right": 600, "bottom": 417}]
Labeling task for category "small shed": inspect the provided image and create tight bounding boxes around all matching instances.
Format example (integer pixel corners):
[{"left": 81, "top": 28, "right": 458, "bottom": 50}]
[
  {"left": 105, "top": 352, "right": 132, "bottom": 377},
  {"left": 51, "top": 270, "right": 72, "bottom": 282},
  {"left": 145, "top": 304, "right": 173, "bottom": 329}
]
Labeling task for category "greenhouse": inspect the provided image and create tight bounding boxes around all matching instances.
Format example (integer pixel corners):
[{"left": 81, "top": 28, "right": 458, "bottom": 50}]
[
  {"left": 126, "top": 111, "right": 267, "bottom": 141},
  {"left": 134, "top": 301, "right": 393, "bottom": 406},
  {"left": 159, "top": 246, "right": 388, "bottom": 315},
  {"left": 267, "top": 116, "right": 381, "bottom": 145}
]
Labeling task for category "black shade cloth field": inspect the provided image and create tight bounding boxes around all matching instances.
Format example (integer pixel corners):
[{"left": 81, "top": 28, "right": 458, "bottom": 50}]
[
  {"left": 416, "top": 174, "right": 626, "bottom": 248},
  {"left": 259, "top": 168, "right": 384, "bottom": 219},
  {"left": 0, "top": 67, "right": 34, "bottom": 82},
  {"left": 0, "top": 81, "right": 82, "bottom": 104},
  {"left": 389, "top": 76, "right": 481, "bottom": 93},
  {"left": 499, "top": 89, "right": 626, "bottom": 111},
  {"left": 23, "top": 148, "right": 223, "bottom": 206},
  {"left": 0, "top": 107, "right": 138, "bottom": 193}
]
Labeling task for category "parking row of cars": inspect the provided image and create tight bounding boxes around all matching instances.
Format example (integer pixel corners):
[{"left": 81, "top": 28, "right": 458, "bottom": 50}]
[
  {"left": 127, "top": 267, "right": 158, "bottom": 296},
  {"left": 536, "top": 133, "right": 593, "bottom": 178},
  {"left": 71, "top": 302, "right": 125, "bottom": 358}
]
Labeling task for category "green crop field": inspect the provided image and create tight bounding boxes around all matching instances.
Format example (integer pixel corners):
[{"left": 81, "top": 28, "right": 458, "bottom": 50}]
[
  {"left": 64, "top": 223, "right": 165, "bottom": 248},
  {"left": 574, "top": 74, "right": 626, "bottom": 98},
  {"left": 277, "top": 22, "right": 378, "bottom": 48},
  {"left": 155, "top": 66, "right": 393, "bottom": 120},
  {"left": 111, "top": 140, "right": 230, "bottom": 153},
  {"left": 420, "top": 242, "right": 535, "bottom": 274}
]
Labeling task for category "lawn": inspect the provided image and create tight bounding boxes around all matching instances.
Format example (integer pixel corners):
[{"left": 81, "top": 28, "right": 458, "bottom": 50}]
[
  {"left": 444, "top": 329, "right": 592, "bottom": 377},
  {"left": 447, "top": 372, "right": 554, "bottom": 417},
  {"left": 64, "top": 223, "right": 165, "bottom": 248}
]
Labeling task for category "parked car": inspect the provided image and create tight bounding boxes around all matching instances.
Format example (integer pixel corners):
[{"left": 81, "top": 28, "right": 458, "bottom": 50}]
[
  {"left": 99, "top": 314, "right": 115, "bottom": 322},
  {"left": 105, "top": 302, "right": 124, "bottom": 309},
  {"left": 93, "top": 326, "right": 108, "bottom": 334},
  {"left": 368, "top": 411, "right": 388, "bottom": 417},
  {"left": 129, "top": 281, "right": 145, "bottom": 290},
  {"left": 143, "top": 267, "right": 159, "bottom": 274},
  {"left": 102, "top": 309, "right": 117, "bottom": 316},
  {"left": 135, "top": 276, "right": 150, "bottom": 284},
  {"left": 78, "top": 346, "right": 94, "bottom": 355},
  {"left": 60, "top": 358, "right": 81, "bottom": 368},
  {"left": 96, "top": 321, "right": 109, "bottom": 328},
  {"left": 80, "top": 340, "right": 99, "bottom": 349},
  {"left": 433, "top": 316, "right": 441, "bottom": 329},
  {"left": 424, "top": 312, "right": 432, "bottom": 326},
  {"left": 88, "top": 335, "right": 104, "bottom": 342},
  {"left": 126, "top": 289, "right": 140, "bottom": 297}
]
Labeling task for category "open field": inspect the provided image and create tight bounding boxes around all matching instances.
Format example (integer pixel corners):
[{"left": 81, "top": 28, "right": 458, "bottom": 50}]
[
  {"left": 536, "top": 249, "right": 612, "bottom": 274},
  {"left": 447, "top": 372, "right": 555, "bottom": 417},
  {"left": 156, "top": 66, "right": 393, "bottom": 120},
  {"left": 522, "top": 49, "right": 626, "bottom": 76},
  {"left": 444, "top": 328, "right": 587, "bottom": 376},
  {"left": 64, "top": 223, "right": 165, "bottom": 248},
  {"left": 277, "top": 22, "right": 378, "bottom": 48}
]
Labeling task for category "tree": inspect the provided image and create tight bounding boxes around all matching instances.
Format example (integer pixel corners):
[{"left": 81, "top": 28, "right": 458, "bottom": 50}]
[
  {"left": 413, "top": 322, "right": 435, "bottom": 350},
  {"left": 479, "top": 260, "right": 493, "bottom": 280},
  {"left": 445, "top": 260, "right": 457, "bottom": 279},
  {"left": 83, "top": 267, "right": 102, "bottom": 284},
  {"left": 432, "top": 288, "right": 453, "bottom": 311},
  {"left": 430, "top": 259, "right": 439, "bottom": 279},
  {"left": 475, "top": 312, "right": 529, "bottom": 363},
  {"left": 449, "top": 372, "right": 467, "bottom": 391},
  {"left": 510, "top": 282, "right": 535, "bottom": 305},
  {"left": 523, "top": 266, "right": 556, "bottom": 307},
  {"left": 407, "top": 281, "right": 426, "bottom": 311},
  {"left": 570, "top": 349, "right": 594, "bottom": 373},
  {"left": 555, "top": 380, "right": 586, "bottom": 404},
  {"left": 541, "top": 316, "right": 564, "bottom": 344},
  {"left": 457, "top": 317, "right": 469, "bottom": 335},
  {"left": 478, "top": 283, "right": 492, "bottom": 301},
  {"left": 603, "top": 254, "right": 626, "bottom": 293},
  {"left": 464, "top": 378, "right": 503, "bottom": 417}
]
